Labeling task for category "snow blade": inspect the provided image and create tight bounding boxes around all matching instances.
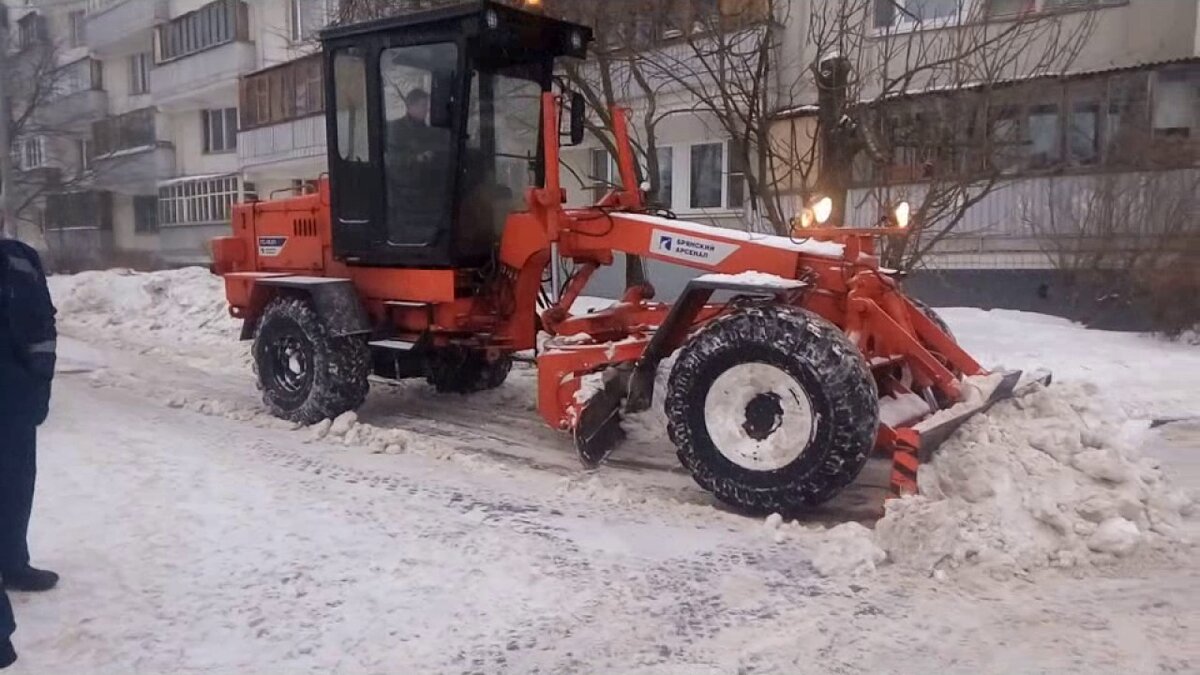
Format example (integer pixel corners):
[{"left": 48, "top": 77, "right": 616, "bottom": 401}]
[
  {"left": 915, "top": 370, "right": 1033, "bottom": 462},
  {"left": 574, "top": 375, "right": 629, "bottom": 468}
]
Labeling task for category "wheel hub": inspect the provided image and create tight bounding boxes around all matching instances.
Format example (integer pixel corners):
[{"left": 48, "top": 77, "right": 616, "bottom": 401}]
[
  {"left": 271, "top": 336, "right": 310, "bottom": 394},
  {"left": 743, "top": 393, "right": 784, "bottom": 441},
  {"left": 704, "top": 363, "right": 814, "bottom": 472}
]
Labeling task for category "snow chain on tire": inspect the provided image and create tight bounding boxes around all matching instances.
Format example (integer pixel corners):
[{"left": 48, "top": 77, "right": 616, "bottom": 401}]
[
  {"left": 666, "top": 305, "right": 879, "bottom": 514},
  {"left": 253, "top": 296, "right": 371, "bottom": 425}
]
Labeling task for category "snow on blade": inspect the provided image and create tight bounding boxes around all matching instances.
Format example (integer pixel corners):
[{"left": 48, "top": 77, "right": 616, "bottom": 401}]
[{"left": 694, "top": 271, "right": 806, "bottom": 289}]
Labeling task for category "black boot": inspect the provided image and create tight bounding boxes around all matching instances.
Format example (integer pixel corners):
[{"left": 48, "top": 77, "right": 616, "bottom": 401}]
[
  {"left": 0, "top": 638, "right": 15, "bottom": 669},
  {"left": 2, "top": 566, "right": 58, "bottom": 592}
]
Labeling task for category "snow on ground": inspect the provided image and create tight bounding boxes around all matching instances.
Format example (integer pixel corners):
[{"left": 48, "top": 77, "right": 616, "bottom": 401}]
[
  {"left": 941, "top": 307, "right": 1200, "bottom": 420},
  {"left": 8, "top": 268, "right": 1197, "bottom": 673}
]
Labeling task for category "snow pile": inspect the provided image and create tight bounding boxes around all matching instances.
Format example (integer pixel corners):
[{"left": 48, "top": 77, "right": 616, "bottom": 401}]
[
  {"left": 49, "top": 267, "right": 239, "bottom": 348},
  {"left": 873, "top": 382, "right": 1196, "bottom": 575}
]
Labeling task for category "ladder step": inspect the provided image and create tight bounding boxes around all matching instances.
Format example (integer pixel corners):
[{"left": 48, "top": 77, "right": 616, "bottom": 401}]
[
  {"left": 369, "top": 339, "right": 418, "bottom": 352},
  {"left": 385, "top": 301, "right": 431, "bottom": 309}
]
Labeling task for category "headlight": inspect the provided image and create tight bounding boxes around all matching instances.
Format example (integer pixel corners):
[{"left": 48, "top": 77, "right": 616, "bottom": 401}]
[
  {"left": 485, "top": 9, "right": 499, "bottom": 29},
  {"left": 570, "top": 29, "right": 585, "bottom": 51},
  {"left": 813, "top": 196, "right": 833, "bottom": 225},
  {"left": 894, "top": 201, "right": 910, "bottom": 229}
]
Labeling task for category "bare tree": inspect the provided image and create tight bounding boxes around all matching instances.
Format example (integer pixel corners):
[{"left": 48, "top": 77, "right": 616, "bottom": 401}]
[
  {"left": 1024, "top": 167, "right": 1200, "bottom": 333},
  {"left": 2, "top": 4, "right": 119, "bottom": 261},
  {"left": 805, "top": 0, "right": 1097, "bottom": 269}
]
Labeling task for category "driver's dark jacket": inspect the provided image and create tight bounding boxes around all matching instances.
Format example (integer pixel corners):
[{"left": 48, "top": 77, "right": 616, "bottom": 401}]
[{"left": 0, "top": 240, "right": 57, "bottom": 425}]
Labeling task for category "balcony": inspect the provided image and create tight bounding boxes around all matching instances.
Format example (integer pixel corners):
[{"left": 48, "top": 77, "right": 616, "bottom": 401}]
[
  {"left": 238, "top": 55, "right": 327, "bottom": 176},
  {"left": 37, "top": 90, "right": 108, "bottom": 130},
  {"left": 90, "top": 107, "right": 176, "bottom": 193},
  {"left": 90, "top": 146, "right": 176, "bottom": 194},
  {"left": 86, "top": 0, "right": 167, "bottom": 57},
  {"left": 239, "top": 116, "right": 327, "bottom": 176},
  {"left": 151, "top": 40, "right": 257, "bottom": 110},
  {"left": 150, "top": 0, "right": 255, "bottom": 110}
]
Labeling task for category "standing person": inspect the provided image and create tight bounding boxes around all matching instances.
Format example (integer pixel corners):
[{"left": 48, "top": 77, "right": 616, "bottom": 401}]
[{"left": 0, "top": 238, "right": 59, "bottom": 603}]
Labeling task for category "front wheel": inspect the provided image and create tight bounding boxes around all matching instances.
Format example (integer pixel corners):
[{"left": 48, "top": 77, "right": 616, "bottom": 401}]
[
  {"left": 665, "top": 306, "right": 879, "bottom": 514},
  {"left": 253, "top": 296, "right": 370, "bottom": 425}
]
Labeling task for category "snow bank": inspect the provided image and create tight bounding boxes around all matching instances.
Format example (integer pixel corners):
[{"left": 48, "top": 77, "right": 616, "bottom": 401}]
[
  {"left": 49, "top": 268, "right": 239, "bottom": 348},
  {"left": 872, "top": 382, "right": 1195, "bottom": 576}
]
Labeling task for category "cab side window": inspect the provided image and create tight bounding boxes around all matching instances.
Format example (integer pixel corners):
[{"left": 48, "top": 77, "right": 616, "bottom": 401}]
[{"left": 334, "top": 49, "right": 370, "bottom": 163}]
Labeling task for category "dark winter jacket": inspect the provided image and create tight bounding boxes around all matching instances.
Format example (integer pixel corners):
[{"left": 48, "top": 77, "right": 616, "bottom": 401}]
[{"left": 0, "top": 240, "right": 56, "bottom": 425}]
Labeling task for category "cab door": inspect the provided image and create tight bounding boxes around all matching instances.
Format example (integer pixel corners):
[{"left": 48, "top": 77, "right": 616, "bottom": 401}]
[{"left": 327, "top": 46, "right": 382, "bottom": 262}]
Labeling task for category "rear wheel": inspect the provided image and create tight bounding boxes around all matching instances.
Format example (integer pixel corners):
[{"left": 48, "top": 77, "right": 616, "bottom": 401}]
[
  {"left": 666, "top": 306, "right": 879, "bottom": 514},
  {"left": 253, "top": 296, "right": 370, "bottom": 424},
  {"left": 425, "top": 348, "right": 511, "bottom": 393},
  {"left": 911, "top": 297, "right": 954, "bottom": 341}
]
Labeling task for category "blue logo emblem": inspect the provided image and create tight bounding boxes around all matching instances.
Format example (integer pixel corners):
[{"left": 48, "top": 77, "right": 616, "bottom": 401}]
[{"left": 659, "top": 235, "right": 673, "bottom": 251}]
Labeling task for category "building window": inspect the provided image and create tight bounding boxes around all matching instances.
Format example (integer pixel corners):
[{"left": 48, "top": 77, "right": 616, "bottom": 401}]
[
  {"left": 690, "top": 142, "right": 724, "bottom": 209},
  {"left": 134, "top": 195, "right": 159, "bottom": 233},
  {"left": 158, "top": 176, "right": 243, "bottom": 227},
  {"left": 202, "top": 108, "right": 238, "bottom": 153},
  {"left": 1027, "top": 105, "right": 1061, "bottom": 168},
  {"left": 77, "top": 139, "right": 92, "bottom": 175},
  {"left": 158, "top": 0, "right": 247, "bottom": 63},
  {"left": 1068, "top": 102, "right": 1100, "bottom": 164},
  {"left": 290, "top": 0, "right": 335, "bottom": 42},
  {"left": 69, "top": 10, "right": 86, "bottom": 47},
  {"left": 874, "top": 0, "right": 965, "bottom": 29},
  {"left": 654, "top": 147, "right": 673, "bottom": 208},
  {"left": 129, "top": 53, "right": 151, "bottom": 95},
  {"left": 16, "top": 12, "right": 46, "bottom": 49},
  {"left": 589, "top": 148, "right": 616, "bottom": 203},
  {"left": 1152, "top": 68, "right": 1199, "bottom": 139},
  {"left": 19, "top": 137, "right": 45, "bottom": 170}
]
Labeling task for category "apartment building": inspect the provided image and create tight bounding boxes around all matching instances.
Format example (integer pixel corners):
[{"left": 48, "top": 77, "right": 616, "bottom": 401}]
[
  {"left": 828, "top": 0, "right": 1200, "bottom": 268},
  {"left": 5, "top": 0, "right": 1196, "bottom": 288},
  {"left": 3, "top": 0, "right": 334, "bottom": 266}
]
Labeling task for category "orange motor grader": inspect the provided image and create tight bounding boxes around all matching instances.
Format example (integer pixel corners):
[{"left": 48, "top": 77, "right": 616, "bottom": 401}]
[{"left": 212, "top": 1, "right": 1023, "bottom": 514}]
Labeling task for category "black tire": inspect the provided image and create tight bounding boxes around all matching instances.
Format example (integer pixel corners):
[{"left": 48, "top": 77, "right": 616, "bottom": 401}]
[
  {"left": 910, "top": 297, "right": 954, "bottom": 341},
  {"left": 425, "top": 348, "right": 511, "bottom": 394},
  {"left": 666, "top": 306, "right": 879, "bottom": 514},
  {"left": 253, "top": 296, "right": 370, "bottom": 424}
]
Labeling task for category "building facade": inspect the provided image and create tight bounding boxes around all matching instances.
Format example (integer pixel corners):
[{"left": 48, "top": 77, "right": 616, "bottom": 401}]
[
  {"left": 3, "top": 0, "right": 1197, "bottom": 301},
  {"left": 4, "top": 0, "right": 334, "bottom": 266}
]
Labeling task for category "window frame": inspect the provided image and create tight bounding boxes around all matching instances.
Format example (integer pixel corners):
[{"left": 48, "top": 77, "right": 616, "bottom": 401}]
[
  {"left": 19, "top": 136, "right": 46, "bottom": 170},
  {"left": 69, "top": 9, "right": 86, "bottom": 47},
  {"left": 202, "top": 107, "right": 239, "bottom": 154},
  {"left": 133, "top": 195, "right": 160, "bottom": 234},
  {"left": 157, "top": 175, "right": 244, "bottom": 227},
  {"left": 873, "top": 0, "right": 1126, "bottom": 33},
  {"left": 129, "top": 52, "right": 152, "bottom": 96}
]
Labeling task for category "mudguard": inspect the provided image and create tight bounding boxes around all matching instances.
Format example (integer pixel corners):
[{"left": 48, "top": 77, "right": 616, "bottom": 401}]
[{"left": 245, "top": 276, "right": 371, "bottom": 340}]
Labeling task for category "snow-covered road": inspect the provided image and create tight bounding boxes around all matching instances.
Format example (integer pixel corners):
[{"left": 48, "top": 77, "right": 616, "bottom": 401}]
[{"left": 3, "top": 269, "right": 1197, "bottom": 673}]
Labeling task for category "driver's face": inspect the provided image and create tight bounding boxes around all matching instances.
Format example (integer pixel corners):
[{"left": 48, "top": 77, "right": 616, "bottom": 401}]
[{"left": 408, "top": 99, "right": 429, "bottom": 122}]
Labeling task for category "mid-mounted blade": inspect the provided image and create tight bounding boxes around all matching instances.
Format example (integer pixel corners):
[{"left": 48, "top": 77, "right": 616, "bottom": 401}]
[
  {"left": 574, "top": 377, "right": 629, "bottom": 468},
  {"left": 915, "top": 370, "right": 1034, "bottom": 462}
]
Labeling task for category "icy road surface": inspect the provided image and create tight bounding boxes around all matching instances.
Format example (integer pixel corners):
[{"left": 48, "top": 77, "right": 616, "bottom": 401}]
[{"left": 4, "top": 270, "right": 1197, "bottom": 674}]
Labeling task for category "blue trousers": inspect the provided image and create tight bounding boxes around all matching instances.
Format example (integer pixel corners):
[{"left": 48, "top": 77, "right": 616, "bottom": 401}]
[
  {"left": 0, "top": 423, "right": 34, "bottom": 578},
  {"left": 0, "top": 586, "right": 10, "bottom": 641},
  {"left": 0, "top": 422, "right": 36, "bottom": 642}
]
